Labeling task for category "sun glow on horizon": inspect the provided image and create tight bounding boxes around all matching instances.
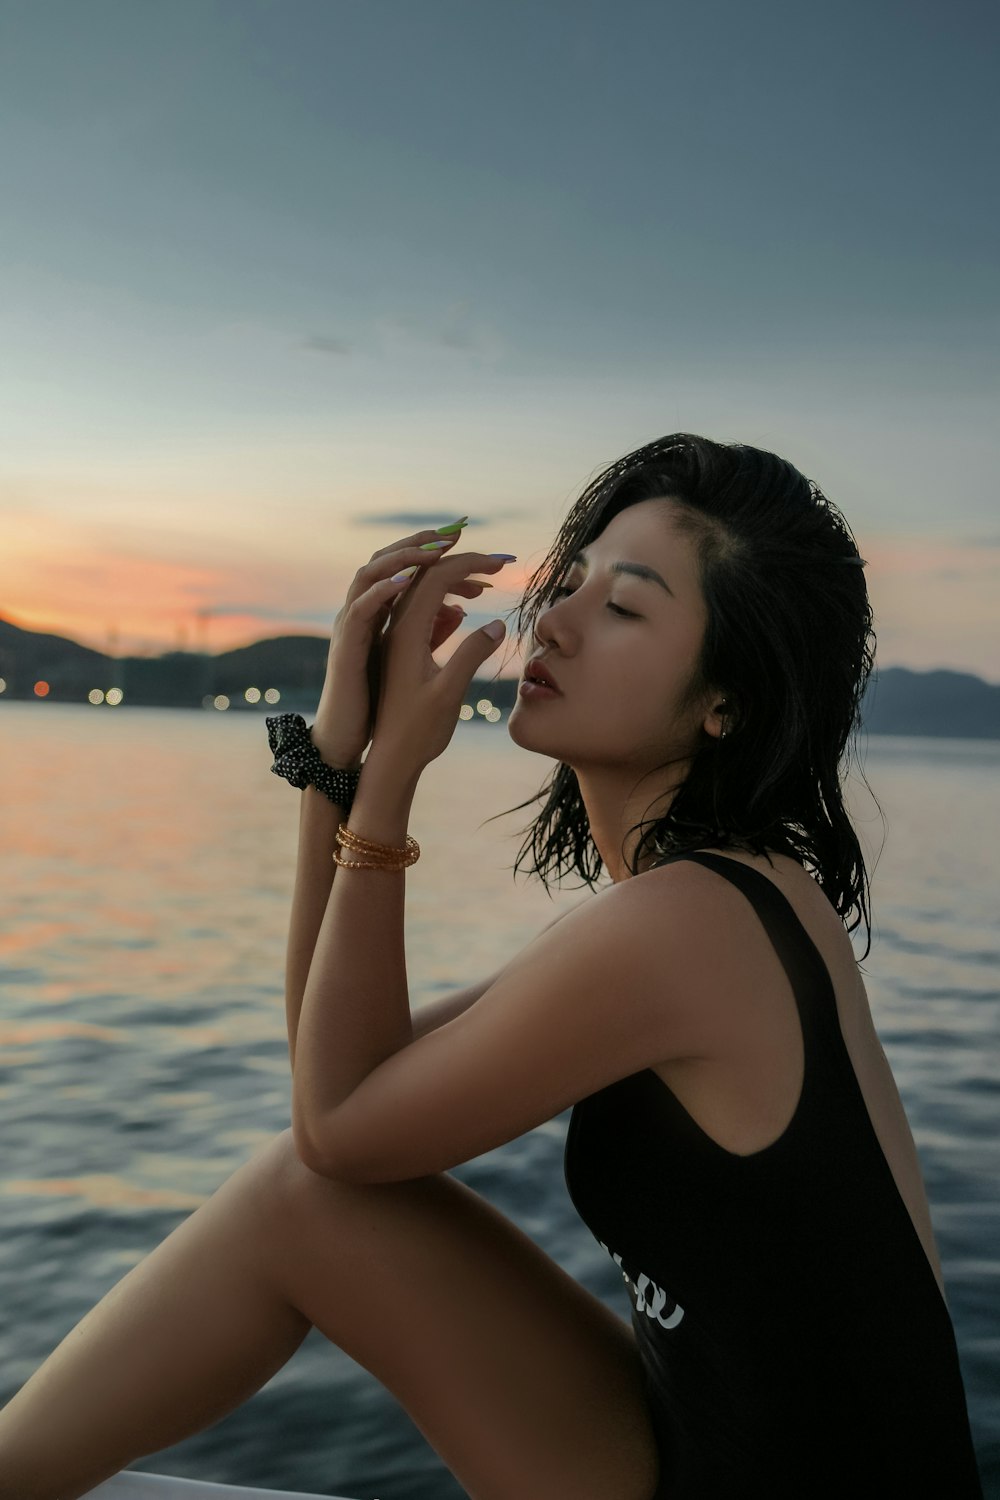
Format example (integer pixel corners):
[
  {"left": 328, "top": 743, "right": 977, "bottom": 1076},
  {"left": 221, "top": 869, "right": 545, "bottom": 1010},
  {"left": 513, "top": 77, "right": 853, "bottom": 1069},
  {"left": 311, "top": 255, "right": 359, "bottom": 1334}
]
[{"left": 3, "top": 528, "right": 997, "bottom": 684}]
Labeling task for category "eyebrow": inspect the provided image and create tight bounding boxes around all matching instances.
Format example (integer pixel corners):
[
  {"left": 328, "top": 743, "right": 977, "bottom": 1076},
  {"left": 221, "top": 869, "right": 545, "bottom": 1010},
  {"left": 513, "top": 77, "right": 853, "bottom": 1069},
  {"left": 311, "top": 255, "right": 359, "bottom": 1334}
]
[{"left": 569, "top": 549, "right": 673, "bottom": 596}]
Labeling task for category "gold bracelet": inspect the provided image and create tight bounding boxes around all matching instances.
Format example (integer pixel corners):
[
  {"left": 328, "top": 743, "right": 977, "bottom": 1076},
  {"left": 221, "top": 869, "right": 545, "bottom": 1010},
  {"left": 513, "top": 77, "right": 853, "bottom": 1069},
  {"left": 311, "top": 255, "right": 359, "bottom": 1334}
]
[
  {"left": 337, "top": 825, "right": 417, "bottom": 854},
  {"left": 333, "top": 822, "right": 420, "bottom": 871},
  {"left": 337, "top": 825, "right": 420, "bottom": 861},
  {"left": 333, "top": 850, "right": 418, "bottom": 870},
  {"left": 333, "top": 855, "right": 412, "bottom": 869}
]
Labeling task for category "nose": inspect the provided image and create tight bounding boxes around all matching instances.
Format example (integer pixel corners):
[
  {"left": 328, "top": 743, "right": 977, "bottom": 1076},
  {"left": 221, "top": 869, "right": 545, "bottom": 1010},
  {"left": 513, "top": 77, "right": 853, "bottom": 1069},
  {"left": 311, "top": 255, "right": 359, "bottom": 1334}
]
[
  {"left": 532, "top": 598, "right": 561, "bottom": 650},
  {"left": 529, "top": 601, "right": 575, "bottom": 684}
]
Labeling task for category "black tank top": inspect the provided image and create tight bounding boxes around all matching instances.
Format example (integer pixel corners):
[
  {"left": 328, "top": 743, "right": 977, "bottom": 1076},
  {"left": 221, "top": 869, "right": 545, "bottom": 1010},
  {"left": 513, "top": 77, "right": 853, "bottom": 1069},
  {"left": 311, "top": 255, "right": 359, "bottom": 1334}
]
[{"left": 563, "top": 851, "right": 983, "bottom": 1497}]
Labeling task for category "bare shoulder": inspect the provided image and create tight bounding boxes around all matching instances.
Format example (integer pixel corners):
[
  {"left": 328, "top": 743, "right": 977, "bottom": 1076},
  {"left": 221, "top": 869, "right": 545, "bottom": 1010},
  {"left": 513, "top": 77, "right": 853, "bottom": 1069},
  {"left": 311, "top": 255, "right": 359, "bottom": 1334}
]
[
  {"left": 522, "top": 860, "right": 731, "bottom": 960},
  {"left": 463, "top": 865, "right": 751, "bottom": 1077},
  {"left": 525, "top": 859, "right": 765, "bottom": 1053},
  {"left": 644, "top": 844, "right": 859, "bottom": 962},
  {"left": 622, "top": 845, "right": 866, "bottom": 1046}
]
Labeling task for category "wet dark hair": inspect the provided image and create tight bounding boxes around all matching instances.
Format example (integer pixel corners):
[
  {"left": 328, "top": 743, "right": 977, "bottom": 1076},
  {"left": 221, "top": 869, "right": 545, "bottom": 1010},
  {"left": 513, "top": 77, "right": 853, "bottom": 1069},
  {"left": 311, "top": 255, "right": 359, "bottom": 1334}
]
[{"left": 486, "top": 432, "right": 881, "bottom": 959}]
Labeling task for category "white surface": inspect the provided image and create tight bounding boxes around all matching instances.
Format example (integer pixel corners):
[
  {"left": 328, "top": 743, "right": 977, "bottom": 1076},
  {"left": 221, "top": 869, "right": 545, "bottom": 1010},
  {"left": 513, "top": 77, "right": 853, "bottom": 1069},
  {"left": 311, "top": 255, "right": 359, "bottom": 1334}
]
[{"left": 79, "top": 1471, "right": 363, "bottom": 1499}]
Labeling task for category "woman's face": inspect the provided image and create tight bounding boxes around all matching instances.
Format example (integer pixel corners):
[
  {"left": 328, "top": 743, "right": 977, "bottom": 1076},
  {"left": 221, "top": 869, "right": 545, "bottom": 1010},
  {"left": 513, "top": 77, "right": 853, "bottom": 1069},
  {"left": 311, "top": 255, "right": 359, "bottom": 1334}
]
[{"left": 508, "top": 498, "right": 721, "bottom": 773}]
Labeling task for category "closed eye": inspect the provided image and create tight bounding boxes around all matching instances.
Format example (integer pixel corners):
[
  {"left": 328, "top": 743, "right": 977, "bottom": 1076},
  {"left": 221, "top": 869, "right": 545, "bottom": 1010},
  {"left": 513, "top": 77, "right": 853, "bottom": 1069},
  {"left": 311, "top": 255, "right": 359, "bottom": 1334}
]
[{"left": 549, "top": 585, "right": 638, "bottom": 618}]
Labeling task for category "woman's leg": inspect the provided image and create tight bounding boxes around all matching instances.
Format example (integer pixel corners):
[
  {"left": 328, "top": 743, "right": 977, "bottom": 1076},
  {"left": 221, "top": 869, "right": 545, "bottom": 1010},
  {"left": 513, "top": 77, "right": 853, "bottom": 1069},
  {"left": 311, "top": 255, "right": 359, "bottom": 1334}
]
[
  {"left": 0, "top": 1129, "right": 661, "bottom": 1500},
  {"left": 0, "top": 1132, "right": 313, "bottom": 1499}
]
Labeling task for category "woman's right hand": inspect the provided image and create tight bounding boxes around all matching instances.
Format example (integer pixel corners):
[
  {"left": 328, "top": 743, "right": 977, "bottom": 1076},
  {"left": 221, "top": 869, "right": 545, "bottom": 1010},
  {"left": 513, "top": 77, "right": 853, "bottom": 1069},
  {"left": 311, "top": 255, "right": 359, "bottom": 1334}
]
[{"left": 310, "top": 523, "right": 493, "bottom": 766}]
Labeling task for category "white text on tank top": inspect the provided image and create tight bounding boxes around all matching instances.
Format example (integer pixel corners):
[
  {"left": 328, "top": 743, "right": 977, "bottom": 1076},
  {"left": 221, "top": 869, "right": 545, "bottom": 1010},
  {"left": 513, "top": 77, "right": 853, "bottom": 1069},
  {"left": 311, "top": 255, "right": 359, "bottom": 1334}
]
[{"left": 600, "top": 1239, "right": 685, "bottom": 1330}]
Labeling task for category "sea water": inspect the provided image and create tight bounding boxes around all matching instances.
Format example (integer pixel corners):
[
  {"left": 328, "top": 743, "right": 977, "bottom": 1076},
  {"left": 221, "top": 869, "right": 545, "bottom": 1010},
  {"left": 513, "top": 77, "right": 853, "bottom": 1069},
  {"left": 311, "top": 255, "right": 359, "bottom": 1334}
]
[{"left": 1, "top": 704, "right": 997, "bottom": 1496}]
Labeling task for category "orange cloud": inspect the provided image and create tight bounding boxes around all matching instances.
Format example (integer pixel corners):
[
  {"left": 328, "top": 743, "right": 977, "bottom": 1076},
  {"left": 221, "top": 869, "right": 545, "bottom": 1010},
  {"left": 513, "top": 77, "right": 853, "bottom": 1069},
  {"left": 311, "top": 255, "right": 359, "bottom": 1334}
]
[
  {"left": 1, "top": 512, "right": 334, "bottom": 654},
  {"left": 1, "top": 511, "right": 530, "bottom": 659}
]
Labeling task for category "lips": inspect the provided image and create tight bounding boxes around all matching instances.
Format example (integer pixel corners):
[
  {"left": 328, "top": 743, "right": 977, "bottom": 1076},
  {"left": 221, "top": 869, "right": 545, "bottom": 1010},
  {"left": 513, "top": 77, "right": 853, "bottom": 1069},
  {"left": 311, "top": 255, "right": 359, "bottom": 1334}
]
[{"left": 524, "top": 658, "right": 562, "bottom": 693}]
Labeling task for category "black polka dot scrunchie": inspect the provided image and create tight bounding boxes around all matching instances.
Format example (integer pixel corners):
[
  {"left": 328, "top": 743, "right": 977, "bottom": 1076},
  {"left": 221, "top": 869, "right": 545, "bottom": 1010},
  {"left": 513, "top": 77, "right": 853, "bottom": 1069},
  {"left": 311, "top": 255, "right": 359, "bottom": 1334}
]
[{"left": 265, "top": 713, "right": 362, "bottom": 813}]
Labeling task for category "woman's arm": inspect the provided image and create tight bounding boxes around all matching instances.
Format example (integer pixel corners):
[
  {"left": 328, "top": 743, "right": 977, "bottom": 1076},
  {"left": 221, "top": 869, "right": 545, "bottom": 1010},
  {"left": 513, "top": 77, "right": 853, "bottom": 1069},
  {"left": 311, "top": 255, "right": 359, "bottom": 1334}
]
[
  {"left": 286, "top": 777, "right": 490, "bottom": 1068},
  {"left": 290, "top": 741, "right": 593, "bottom": 1158},
  {"left": 285, "top": 742, "right": 589, "bottom": 1070},
  {"left": 290, "top": 749, "right": 419, "bottom": 1162},
  {"left": 281, "top": 530, "right": 481, "bottom": 1074},
  {"left": 410, "top": 900, "right": 591, "bottom": 1041},
  {"left": 283, "top": 742, "right": 362, "bottom": 1075},
  {"left": 293, "top": 846, "right": 719, "bottom": 1184},
  {"left": 285, "top": 534, "right": 569, "bottom": 1146}
]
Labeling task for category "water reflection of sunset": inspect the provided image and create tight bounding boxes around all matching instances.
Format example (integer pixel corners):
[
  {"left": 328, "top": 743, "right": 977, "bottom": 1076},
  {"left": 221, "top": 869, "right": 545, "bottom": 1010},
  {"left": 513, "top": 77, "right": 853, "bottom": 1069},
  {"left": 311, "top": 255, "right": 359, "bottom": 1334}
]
[
  {"left": 0, "top": 1021, "right": 124, "bottom": 1046},
  {"left": 2, "top": 1175, "right": 205, "bottom": 1211}
]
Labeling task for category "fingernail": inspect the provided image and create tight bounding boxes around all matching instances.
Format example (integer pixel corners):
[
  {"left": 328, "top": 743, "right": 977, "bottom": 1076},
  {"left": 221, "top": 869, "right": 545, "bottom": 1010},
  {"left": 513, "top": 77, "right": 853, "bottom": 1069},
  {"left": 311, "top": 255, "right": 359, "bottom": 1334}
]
[
  {"left": 483, "top": 620, "right": 505, "bottom": 641},
  {"left": 488, "top": 553, "right": 517, "bottom": 561},
  {"left": 392, "top": 565, "right": 418, "bottom": 580},
  {"left": 419, "top": 539, "right": 453, "bottom": 550},
  {"left": 435, "top": 517, "right": 469, "bottom": 535},
  {"left": 475, "top": 580, "right": 494, "bottom": 588}
]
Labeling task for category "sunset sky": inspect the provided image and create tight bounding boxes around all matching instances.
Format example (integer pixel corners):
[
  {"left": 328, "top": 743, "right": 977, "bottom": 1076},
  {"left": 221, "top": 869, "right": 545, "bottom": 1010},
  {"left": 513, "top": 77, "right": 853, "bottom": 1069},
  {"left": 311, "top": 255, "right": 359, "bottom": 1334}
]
[{"left": 2, "top": 0, "right": 997, "bottom": 679}]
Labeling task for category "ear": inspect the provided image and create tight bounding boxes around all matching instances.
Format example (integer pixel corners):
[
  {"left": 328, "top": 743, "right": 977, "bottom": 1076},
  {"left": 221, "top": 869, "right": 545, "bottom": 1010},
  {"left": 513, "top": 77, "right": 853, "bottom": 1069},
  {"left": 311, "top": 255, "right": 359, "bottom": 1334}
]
[{"left": 702, "top": 692, "right": 730, "bottom": 742}]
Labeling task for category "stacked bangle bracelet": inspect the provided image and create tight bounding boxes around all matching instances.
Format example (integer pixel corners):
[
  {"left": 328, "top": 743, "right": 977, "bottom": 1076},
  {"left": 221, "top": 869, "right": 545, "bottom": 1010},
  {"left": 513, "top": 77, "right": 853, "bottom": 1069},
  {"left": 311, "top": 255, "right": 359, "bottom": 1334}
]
[
  {"left": 266, "top": 712, "right": 419, "bottom": 870},
  {"left": 333, "top": 824, "right": 420, "bottom": 871}
]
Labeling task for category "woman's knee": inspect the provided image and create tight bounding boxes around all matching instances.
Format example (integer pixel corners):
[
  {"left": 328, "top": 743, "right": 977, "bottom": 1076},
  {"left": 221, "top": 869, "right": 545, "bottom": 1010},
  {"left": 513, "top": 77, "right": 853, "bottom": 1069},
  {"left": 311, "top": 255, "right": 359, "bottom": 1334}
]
[
  {"left": 243, "top": 1126, "right": 316, "bottom": 1202},
  {"left": 242, "top": 1126, "right": 367, "bottom": 1217}
]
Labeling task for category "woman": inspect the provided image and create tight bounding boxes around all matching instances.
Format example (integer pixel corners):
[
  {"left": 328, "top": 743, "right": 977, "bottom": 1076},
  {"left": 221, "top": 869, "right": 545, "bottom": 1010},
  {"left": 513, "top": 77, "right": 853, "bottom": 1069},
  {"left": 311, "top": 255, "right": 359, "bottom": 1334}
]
[{"left": 0, "top": 434, "right": 982, "bottom": 1498}]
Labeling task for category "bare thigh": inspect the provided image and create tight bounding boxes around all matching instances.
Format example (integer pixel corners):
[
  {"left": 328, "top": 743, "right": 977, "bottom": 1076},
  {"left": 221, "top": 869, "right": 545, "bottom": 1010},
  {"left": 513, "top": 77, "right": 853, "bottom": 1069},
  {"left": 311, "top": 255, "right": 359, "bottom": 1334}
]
[
  {"left": 259, "top": 1129, "right": 661, "bottom": 1500},
  {"left": 0, "top": 1130, "right": 661, "bottom": 1500}
]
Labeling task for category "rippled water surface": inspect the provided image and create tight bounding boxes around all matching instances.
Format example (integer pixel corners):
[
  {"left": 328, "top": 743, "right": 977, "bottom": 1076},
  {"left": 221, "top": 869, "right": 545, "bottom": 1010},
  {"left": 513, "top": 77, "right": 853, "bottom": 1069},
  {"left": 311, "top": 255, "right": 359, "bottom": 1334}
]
[{"left": 1, "top": 704, "right": 997, "bottom": 1496}]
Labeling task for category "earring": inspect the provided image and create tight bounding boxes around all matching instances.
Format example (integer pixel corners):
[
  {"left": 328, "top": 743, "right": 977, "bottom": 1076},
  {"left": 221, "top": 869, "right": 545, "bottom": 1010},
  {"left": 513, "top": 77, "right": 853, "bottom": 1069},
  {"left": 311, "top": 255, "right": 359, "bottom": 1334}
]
[{"left": 719, "top": 697, "right": 728, "bottom": 741}]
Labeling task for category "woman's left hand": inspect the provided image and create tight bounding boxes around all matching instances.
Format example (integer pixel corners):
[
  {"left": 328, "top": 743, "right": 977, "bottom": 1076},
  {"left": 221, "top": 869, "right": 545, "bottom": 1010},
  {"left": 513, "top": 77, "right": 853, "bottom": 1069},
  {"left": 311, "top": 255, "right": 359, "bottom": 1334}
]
[{"left": 369, "top": 548, "right": 514, "bottom": 776}]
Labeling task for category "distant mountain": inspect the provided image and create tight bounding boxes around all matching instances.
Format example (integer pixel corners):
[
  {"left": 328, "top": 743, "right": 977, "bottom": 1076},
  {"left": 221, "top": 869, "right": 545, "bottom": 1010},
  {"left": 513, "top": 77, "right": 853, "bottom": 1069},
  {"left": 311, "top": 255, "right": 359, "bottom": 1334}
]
[
  {"left": 0, "top": 615, "right": 106, "bottom": 674},
  {"left": 214, "top": 633, "right": 330, "bottom": 690},
  {"left": 0, "top": 614, "right": 997, "bottom": 736},
  {"left": 859, "top": 666, "right": 1000, "bottom": 739},
  {"left": 0, "top": 616, "right": 334, "bottom": 709}
]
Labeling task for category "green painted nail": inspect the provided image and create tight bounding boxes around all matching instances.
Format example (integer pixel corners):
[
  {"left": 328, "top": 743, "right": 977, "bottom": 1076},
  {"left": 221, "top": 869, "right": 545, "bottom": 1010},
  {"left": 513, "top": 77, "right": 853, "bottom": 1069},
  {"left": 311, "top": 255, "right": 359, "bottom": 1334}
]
[
  {"left": 435, "top": 517, "right": 469, "bottom": 535},
  {"left": 419, "top": 539, "right": 453, "bottom": 550}
]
